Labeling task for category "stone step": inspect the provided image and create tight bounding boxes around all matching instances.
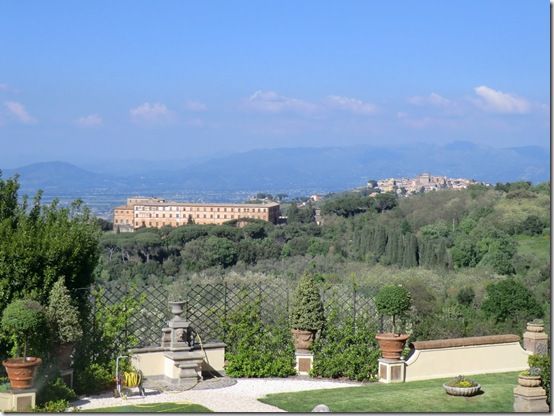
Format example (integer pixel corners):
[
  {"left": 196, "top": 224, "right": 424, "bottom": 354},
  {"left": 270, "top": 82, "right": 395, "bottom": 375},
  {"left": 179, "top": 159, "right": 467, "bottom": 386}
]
[
  {"left": 179, "top": 362, "right": 201, "bottom": 370},
  {"left": 165, "top": 351, "right": 204, "bottom": 361}
]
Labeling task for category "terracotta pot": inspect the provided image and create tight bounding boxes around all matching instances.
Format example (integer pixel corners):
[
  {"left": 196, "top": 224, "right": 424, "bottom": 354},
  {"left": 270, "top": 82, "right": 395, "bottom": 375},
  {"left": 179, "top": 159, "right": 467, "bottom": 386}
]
[
  {"left": 53, "top": 343, "right": 74, "bottom": 370},
  {"left": 375, "top": 333, "right": 410, "bottom": 360},
  {"left": 291, "top": 329, "right": 315, "bottom": 351},
  {"left": 518, "top": 375, "right": 542, "bottom": 387},
  {"left": 3, "top": 357, "right": 42, "bottom": 389},
  {"left": 443, "top": 383, "right": 481, "bottom": 396}
]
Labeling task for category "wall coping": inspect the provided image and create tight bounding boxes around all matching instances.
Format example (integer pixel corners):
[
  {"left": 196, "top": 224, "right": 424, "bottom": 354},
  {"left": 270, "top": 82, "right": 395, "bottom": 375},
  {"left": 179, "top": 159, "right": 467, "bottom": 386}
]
[
  {"left": 130, "top": 342, "right": 226, "bottom": 355},
  {"left": 410, "top": 334, "right": 520, "bottom": 350}
]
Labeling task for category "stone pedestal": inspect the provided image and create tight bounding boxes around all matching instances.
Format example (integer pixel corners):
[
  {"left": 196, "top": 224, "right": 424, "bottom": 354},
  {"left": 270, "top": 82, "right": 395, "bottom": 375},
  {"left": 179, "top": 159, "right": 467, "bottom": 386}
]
[
  {"left": 378, "top": 358, "right": 405, "bottom": 383},
  {"left": 513, "top": 385, "right": 549, "bottom": 412},
  {"left": 159, "top": 301, "right": 202, "bottom": 386},
  {"left": 523, "top": 322, "right": 549, "bottom": 355},
  {"left": 295, "top": 351, "right": 314, "bottom": 375},
  {"left": 0, "top": 389, "right": 36, "bottom": 412}
]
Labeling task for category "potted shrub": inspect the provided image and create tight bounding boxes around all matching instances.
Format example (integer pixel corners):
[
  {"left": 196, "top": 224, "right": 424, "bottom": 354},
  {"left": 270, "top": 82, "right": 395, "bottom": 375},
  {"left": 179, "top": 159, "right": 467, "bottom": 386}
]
[
  {"left": 47, "top": 278, "right": 83, "bottom": 370},
  {"left": 374, "top": 284, "right": 411, "bottom": 360},
  {"left": 443, "top": 375, "right": 481, "bottom": 396},
  {"left": 518, "top": 367, "right": 542, "bottom": 387},
  {"left": 1, "top": 299, "right": 46, "bottom": 389},
  {"left": 290, "top": 273, "right": 325, "bottom": 351}
]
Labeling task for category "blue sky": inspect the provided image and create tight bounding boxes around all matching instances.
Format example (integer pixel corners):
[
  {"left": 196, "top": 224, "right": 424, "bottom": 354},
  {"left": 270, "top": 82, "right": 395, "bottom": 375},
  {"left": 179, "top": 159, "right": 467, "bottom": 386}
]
[{"left": 0, "top": 0, "right": 549, "bottom": 167}]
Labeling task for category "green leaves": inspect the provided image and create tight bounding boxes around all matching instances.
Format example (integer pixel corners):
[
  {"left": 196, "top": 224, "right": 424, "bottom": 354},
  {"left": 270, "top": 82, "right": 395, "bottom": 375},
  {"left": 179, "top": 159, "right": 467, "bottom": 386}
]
[
  {"left": 311, "top": 310, "right": 380, "bottom": 381},
  {"left": 375, "top": 285, "right": 411, "bottom": 318},
  {"left": 481, "top": 278, "right": 543, "bottom": 325},
  {"left": 375, "top": 285, "right": 411, "bottom": 333},
  {"left": 224, "top": 301, "right": 295, "bottom": 377},
  {"left": 47, "top": 278, "right": 83, "bottom": 343},
  {"left": 1, "top": 299, "right": 46, "bottom": 357},
  {"left": 290, "top": 274, "right": 325, "bottom": 332}
]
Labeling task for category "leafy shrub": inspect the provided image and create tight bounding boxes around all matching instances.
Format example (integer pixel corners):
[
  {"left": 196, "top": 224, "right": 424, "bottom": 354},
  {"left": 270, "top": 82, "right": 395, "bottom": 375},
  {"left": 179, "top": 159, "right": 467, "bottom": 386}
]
[
  {"left": 375, "top": 285, "right": 411, "bottom": 334},
  {"left": 1, "top": 299, "right": 47, "bottom": 358},
  {"left": 529, "top": 354, "right": 551, "bottom": 406},
  {"left": 520, "top": 367, "right": 541, "bottom": 377},
  {"left": 33, "top": 399, "right": 70, "bottom": 413},
  {"left": 37, "top": 377, "right": 77, "bottom": 405},
  {"left": 224, "top": 301, "right": 295, "bottom": 377},
  {"left": 481, "top": 278, "right": 543, "bottom": 327},
  {"left": 74, "top": 363, "right": 114, "bottom": 395},
  {"left": 47, "top": 278, "right": 83, "bottom": 344},
  {"left": 311, "top": 310, "right": 380, "bottom": 381},
  {"left": 290, "top": 273, "right": 325, "bottom": 332},
  {"left": 75, "top": 286, "right": 143, "bottom": 375}
]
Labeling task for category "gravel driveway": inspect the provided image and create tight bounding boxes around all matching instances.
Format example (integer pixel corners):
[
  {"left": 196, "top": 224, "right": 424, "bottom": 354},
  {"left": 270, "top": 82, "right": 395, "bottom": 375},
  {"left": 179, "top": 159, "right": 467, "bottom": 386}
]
[{"left": 71, "top": 377, "right": 362, "bottom": 412}]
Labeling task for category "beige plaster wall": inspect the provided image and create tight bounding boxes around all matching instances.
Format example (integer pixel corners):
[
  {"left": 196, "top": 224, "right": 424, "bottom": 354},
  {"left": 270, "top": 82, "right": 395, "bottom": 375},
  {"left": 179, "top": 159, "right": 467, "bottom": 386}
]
[
  {"left": 201, "top": 347, "right": 225, "bottom": 372},
  {"left": 405, "top": 341, "right": 530, "bottom": 382},
  {"left": 131, "top": 351, "right": 165, "bottom": 377}
]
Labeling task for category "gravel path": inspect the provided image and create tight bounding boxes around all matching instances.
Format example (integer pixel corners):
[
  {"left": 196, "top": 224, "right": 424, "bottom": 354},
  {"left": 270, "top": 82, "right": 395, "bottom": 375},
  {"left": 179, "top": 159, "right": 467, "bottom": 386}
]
[{"left": 71, "top": 377, "right": 363, "bottom": 412}]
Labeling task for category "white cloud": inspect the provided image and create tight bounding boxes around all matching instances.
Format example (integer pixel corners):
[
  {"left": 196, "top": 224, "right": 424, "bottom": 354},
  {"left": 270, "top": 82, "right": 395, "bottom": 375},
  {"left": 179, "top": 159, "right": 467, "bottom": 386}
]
[
  {"left": 408, "top": 92, "right": 453, "bottom": 108},
  {"left": 184, "top": 100, "right": 207, "bottom": 112},
  {"left": 246, "top": 90, "right": 318, "bottom": 114},
  {"left": 326, "top": 95, "right": 377, "bottom": 115},
  {"left": 75, "top": 114, "right": 102, "bottom": 127},
  {"left": 473, "top": 86, "right": 530, "bottom": 114},
  {"left": 130, "top": 102, "right": 173, "bottom": 123},
  {"left": 4, "top": 101, "right": 36, "bottom": 124}
]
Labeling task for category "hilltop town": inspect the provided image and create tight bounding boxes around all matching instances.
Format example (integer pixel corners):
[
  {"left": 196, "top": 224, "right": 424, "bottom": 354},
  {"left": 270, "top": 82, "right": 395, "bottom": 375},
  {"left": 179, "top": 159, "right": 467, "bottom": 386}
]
[{"left": 369, "top": 173, "right": 483, "bottom": 196}]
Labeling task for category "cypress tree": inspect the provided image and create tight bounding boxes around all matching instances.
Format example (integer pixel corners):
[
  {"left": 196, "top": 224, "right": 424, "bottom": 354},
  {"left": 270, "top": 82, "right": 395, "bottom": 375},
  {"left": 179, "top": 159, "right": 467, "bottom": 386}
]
[
  {"left": 372, "top": 225, "right": 388, "bottom": 258},
  {"left": 402, "top": 233, "right": 418, "bottom": 268}
]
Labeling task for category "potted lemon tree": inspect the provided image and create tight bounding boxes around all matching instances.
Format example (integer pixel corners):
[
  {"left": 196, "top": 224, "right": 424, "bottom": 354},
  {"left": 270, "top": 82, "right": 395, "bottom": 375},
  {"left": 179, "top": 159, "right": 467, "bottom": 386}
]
[
  {"left": 375, "top": 284, "right": 411, "bottom": 360},
  {"left": 1, "top": 299, "right": 46, "bottom": 389},
  {"left": 290, "top": 273, "right": 325, "bottom": 351},
  {"left": 47, "top": 278, "right": 83, "bottom": 370}
]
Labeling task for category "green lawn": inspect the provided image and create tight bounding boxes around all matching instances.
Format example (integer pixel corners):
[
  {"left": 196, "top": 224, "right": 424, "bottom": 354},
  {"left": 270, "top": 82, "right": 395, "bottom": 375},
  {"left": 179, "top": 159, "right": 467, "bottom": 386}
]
[
  {"left": 260, "top": 372, "right": 520, "bottom": 413},
  {"left": 87, "top": 402, "right": 212, "bottom": 413}
]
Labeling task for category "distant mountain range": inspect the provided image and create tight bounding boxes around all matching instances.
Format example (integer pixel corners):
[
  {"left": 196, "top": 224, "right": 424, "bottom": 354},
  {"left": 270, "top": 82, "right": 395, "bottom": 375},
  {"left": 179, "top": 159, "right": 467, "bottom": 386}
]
[{"left": 3, "top": 142, "right": 550, "bottom": 199}]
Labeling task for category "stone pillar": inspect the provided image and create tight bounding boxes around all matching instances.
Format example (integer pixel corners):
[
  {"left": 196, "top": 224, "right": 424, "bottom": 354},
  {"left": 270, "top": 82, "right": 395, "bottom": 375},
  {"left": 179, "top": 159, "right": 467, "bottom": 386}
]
[
  {"left": 295, "top": 351, "right": 314, "bottom": 375},
  {"left": 523, "top": 321, "right": 549, "bottom": 355},
  {"left": 378, "top": 358, "right": 406, "bottom": 383},
  {"left": 513, "top": 385, "right": 549, "bottom": 412}
]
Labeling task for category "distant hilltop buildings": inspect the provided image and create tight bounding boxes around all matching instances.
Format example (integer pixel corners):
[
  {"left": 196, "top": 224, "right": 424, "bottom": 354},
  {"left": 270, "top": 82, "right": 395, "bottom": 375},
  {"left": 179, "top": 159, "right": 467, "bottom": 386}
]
[
  {"left": 113, "top": 197, "right": 280, "bottom": 232},
  {"left": 370, "top": 173, "right": 483, "bottom": 196}
]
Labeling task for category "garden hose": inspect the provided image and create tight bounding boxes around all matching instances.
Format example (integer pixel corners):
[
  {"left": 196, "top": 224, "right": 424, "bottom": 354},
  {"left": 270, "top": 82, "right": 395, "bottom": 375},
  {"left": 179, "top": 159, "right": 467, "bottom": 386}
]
[{"left": 123, "top": 370, "right": 142, "bottom": 388}]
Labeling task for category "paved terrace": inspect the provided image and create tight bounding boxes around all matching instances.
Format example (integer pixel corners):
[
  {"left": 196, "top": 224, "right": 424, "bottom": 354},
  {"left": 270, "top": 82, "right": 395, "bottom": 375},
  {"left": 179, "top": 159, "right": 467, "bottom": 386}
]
[{"left": 72, "top": 377, "right": 362, "bottom": 412}]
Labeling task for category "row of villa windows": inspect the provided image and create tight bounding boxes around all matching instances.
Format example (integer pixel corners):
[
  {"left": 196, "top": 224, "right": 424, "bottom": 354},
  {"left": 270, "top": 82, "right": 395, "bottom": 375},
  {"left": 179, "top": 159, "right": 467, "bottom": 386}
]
[
  {"left": 135, "top": 206, "right": 268, "bottom": 213},
  {"left": 134, "top": 212, "right": 266, "bottom": 219},
  {"left": 133, "top": 216, "right": 261, "bottom": 227},
  {"left": 133, "top": 213, "right": 264, "bottom": 220}
]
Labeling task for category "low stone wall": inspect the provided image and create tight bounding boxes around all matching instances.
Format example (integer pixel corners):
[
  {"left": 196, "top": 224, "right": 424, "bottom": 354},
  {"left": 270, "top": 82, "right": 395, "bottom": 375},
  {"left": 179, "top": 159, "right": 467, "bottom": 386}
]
[
  {"left": 129, "top": 342, "right": 226, "bottom": 385},
  {"left": 405, "top": 334, "right": 530, "bottom": 382}
]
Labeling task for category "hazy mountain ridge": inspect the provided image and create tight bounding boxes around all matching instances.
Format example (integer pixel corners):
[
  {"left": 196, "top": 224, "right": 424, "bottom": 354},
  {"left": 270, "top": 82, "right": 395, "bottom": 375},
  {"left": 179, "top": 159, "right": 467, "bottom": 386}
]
[{"left": 3, "top": 142, "right": 549, "bottom": 198}]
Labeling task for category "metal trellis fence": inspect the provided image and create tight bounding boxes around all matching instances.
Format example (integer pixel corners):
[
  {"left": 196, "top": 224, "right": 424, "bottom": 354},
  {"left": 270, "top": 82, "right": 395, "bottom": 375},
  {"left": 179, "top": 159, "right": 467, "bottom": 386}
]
[{"left": 81, "top": 279, "right": 379, "bottom": 351}]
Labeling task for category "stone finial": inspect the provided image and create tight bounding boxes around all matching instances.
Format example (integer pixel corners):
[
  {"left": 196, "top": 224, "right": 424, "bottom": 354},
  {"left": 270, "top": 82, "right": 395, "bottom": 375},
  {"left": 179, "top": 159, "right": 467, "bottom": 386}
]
[
  {"left": 523, "top": 320, "right": 549, "bottom": 355},
  {"left": 312, "top": 404, "right": 330, "bottom": 412}
]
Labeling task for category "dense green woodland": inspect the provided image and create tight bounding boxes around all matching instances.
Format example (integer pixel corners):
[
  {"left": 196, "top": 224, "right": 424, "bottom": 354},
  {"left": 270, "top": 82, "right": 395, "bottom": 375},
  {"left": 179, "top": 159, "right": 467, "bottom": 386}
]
[
  {"left": 92, "top": 180, "right": 551, "bottom": 337},
  {"left": 0, "top": 173, "right": 550, "bottom": 398}
]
